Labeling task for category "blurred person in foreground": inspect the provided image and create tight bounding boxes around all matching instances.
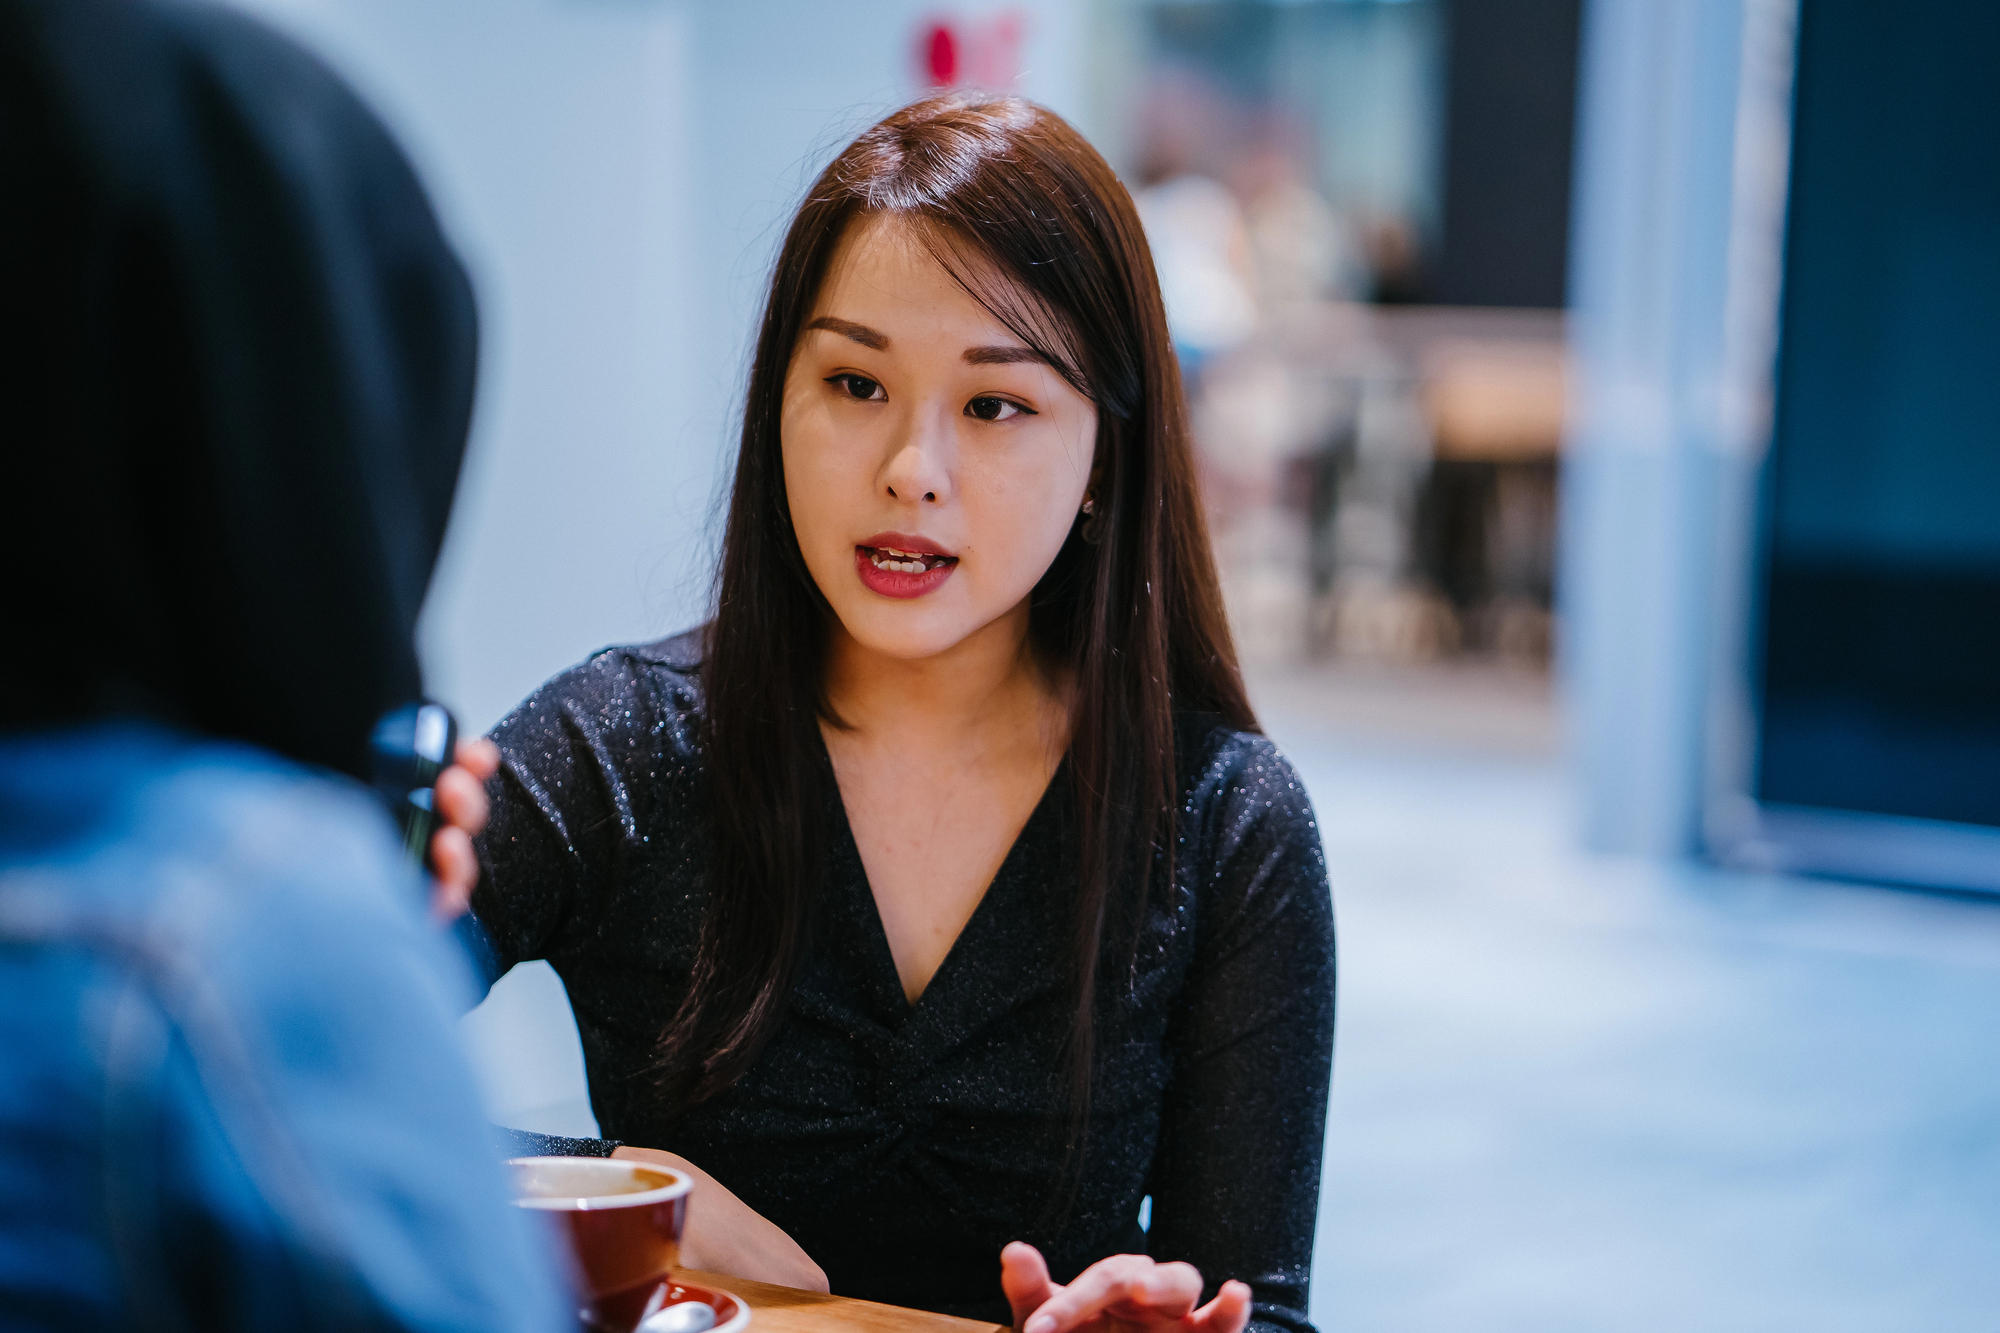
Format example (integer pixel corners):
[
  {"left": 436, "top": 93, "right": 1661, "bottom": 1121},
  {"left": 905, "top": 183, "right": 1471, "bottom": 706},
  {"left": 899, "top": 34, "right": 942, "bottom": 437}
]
[{"left": 0, "top": 0, "right": 566, "bottom": 1328}]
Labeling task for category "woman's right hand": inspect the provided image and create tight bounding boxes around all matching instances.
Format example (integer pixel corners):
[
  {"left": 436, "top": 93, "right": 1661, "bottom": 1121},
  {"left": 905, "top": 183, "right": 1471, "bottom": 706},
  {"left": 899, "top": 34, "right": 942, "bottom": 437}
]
[
  {"left": 610, "top": 1146, "right": 829, "bottom": 1293},
  {"left": 1000, "top": 1243, "right": 1250, "bottom": 1333}
]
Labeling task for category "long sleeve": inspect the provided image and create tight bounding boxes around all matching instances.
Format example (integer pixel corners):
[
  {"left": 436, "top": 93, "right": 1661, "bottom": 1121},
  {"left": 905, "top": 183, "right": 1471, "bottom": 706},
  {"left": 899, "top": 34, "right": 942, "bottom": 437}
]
[
  {"left": 497, "top": 1128, "right": 623, "bottom": 1158},
  {"left": 445, "top": 653, "right": 1333, "bottom": 1322},
  {"left": 1147, "top": 738, "right": 1336, "bottom": 1333},
  {"left": 471, "top": 640, "right": 702, "bottom": 984}
]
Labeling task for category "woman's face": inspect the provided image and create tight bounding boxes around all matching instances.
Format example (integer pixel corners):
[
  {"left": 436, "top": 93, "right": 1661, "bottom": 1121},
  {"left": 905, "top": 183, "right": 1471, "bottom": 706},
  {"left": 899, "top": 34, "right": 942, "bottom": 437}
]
[{"left": 781, "top": 214, "right": 1099, "bottom": 663}]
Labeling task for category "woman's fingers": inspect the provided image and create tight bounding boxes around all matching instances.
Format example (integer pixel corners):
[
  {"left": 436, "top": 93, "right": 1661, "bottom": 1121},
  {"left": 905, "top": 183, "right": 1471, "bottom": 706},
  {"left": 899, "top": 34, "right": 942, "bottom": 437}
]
[
  {"left": 1000, "top": 1241, "right": 1056, "bottom": 1331},
  {"left": 425, "top": 739, "right": 498, "bottom": 922},
  {"left": 1020, "top": 1255, "right": 1204, "bottom": 1333},
  {"left": 455, "top": 736, "right": 502, "bottom": 782},
  {"left": 434, "top": 754, "right": 493, "bottom": 839},
  {"left": 1188, "top": 1281, "right": 1252, "bottom": 1333},
  {"left": 1124, "top": 1262, "right": 1202, "bottom": 1321},
  {"left": 427, "top": 825, "right": 477, "bottom": 922}
]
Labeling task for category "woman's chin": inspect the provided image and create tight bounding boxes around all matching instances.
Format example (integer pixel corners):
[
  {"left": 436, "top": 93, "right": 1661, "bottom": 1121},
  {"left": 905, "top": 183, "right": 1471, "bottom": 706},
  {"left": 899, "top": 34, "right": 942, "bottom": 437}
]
[
  {"left": 829, "top": 592, "right": 1018, "bottom": 665},
  {"left": 834, "top": 617, "right": 980, "bottom": 664}
]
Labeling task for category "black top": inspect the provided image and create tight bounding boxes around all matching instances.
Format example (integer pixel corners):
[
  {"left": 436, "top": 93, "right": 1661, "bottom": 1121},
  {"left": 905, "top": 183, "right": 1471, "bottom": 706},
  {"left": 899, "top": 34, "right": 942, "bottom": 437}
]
[
  {"left": 1, "top": 0, "right": 477, "bottom": 776},
  {"left": 470, "top": 632, "right": 1335, "bottom": 1330}
]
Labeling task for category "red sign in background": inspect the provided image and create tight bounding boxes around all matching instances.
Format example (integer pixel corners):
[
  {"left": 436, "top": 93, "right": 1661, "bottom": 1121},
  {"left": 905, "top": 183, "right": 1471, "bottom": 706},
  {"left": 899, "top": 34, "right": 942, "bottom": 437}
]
[{"left": 915, "top": 10, "right": 1026, "bottom": 91}]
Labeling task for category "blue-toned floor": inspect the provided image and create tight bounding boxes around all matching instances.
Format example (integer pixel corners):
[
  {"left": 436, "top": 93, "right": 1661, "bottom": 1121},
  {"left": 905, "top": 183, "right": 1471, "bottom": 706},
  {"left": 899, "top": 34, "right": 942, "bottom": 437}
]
[
  {"left": 1258, "top": 665, "right": 2000, "bottom": 1332},
  {"left": 462, "top": 664, "right": 2000, "bottom": 1330}
]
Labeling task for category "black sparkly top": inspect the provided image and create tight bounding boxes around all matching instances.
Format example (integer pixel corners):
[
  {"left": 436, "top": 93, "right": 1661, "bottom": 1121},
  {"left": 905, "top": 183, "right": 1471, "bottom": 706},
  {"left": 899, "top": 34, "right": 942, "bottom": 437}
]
[{"left": 470, "top": 632, "right": 1335, "bottom": 1331}]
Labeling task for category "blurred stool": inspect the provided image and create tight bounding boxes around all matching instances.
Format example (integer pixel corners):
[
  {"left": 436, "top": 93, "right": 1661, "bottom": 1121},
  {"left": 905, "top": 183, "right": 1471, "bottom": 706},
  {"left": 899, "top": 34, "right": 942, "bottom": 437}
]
[{"left": 1412, "top": 336, "right": 1565, "bottom": 662}]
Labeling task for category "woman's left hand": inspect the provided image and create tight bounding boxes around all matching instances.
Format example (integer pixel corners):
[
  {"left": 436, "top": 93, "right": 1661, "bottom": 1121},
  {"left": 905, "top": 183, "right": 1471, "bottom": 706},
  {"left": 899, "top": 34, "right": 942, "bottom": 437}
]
[
  {"left": 1000, "top": 1242, "right": 1252, "bottom": 1333},
  {"left": 428, "top": 737, "right": 500, "bottom": 922}
]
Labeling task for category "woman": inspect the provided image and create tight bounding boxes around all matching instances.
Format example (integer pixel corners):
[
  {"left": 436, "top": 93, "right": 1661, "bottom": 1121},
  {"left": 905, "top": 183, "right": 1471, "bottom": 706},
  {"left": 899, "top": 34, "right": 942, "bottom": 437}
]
[
  {"left": 0, "top": 0, "right": 561, "bottom": 1328},
  {"left": 470, "top": 93, "right": 1335, "bottom": 1333}
]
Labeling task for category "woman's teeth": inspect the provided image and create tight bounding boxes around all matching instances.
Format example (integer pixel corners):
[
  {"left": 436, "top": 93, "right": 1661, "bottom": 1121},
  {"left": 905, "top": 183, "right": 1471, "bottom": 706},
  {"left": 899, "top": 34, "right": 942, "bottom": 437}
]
[{"left": 867, "top": 547, "right": 944, "bottom": 574}]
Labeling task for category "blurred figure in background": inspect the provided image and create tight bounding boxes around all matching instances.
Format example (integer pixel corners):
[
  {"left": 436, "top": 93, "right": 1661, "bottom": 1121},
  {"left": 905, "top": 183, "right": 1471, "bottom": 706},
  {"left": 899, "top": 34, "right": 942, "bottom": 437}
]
[
  {"left": 1135, "top": 174, "right": 1256, "bottom": 375},
  {"left": 1124, "top": 44, "right": 1560, "bottom": 671},
  {"left": 1227, "top": 116, "right": 1368, "bottom": 316},
  {"left": 0, "top": 0, "right": 566, "bottom": 1328},
  {"left": 1132, "top": 74, "right": 1256, "bottom": 381}
]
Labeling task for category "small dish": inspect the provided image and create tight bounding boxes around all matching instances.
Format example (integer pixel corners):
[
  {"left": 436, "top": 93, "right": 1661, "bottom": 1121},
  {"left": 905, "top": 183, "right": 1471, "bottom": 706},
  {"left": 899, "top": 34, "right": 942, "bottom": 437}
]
[{"left": 584, "top": 1277, "right": 750, "bottom": 1333}]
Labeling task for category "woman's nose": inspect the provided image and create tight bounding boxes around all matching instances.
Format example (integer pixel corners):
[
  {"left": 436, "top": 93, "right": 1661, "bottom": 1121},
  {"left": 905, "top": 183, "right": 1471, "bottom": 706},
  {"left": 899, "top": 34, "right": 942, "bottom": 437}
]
[{"left": 880, "top": 411, "right": 952, "bottom": 505}]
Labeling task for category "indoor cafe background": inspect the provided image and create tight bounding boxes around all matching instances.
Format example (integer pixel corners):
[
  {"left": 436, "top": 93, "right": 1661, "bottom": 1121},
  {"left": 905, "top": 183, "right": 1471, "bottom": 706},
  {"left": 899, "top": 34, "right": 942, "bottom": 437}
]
[{"left": 233, "top": 1, "right": 2000, "bottom": 1328}]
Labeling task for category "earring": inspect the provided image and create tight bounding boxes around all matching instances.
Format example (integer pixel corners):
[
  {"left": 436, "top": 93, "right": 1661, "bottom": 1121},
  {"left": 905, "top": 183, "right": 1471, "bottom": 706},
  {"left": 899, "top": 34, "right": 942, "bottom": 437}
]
[{"left": 1080, "top": 492, "right": 1106, "bottom": 544}]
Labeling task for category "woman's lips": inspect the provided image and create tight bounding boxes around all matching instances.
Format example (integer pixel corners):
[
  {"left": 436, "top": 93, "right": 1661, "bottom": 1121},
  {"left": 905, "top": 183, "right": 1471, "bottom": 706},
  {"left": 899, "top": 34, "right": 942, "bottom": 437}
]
[{"left": 855, "top": 543, "right": 957, "bottom": 599}]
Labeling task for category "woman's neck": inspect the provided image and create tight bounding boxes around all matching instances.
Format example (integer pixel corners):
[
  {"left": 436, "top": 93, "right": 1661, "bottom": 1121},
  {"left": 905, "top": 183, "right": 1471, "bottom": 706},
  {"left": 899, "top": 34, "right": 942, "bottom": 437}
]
[{"left": 821, "top": 602, "right": 1066, "bottom": 759}]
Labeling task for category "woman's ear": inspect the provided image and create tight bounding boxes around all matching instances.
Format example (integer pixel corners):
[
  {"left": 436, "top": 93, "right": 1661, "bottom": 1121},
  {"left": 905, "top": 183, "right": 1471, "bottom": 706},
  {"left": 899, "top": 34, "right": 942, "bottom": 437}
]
[{"left": 1080, "top": 463, "right": 1108, "bottom": 544}]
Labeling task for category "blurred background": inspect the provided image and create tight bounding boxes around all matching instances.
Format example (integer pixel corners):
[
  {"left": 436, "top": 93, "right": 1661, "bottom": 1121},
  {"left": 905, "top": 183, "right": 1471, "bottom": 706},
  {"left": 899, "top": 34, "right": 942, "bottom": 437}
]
[{"left": 234, "top": 0, "right": 2000, "bottom": 1327}]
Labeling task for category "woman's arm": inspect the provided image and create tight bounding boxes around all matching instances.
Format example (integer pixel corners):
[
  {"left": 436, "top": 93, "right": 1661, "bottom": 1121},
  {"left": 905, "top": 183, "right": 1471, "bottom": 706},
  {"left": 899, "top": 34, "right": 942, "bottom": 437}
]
[
  {"left": 448, "top": 646, "right": 829, "bottom": 1292},
  {"left": 465, "top": 650, "right": 669, "bottom": 991},
  {"left": 1147, "top": 739, "right": 1336, "bottom": 1333},
  {"left": 1000, "top": 737, "right": 1335, "bottom": 1333},
  {"left": 609, "top": 1147, "right": 830, "bottom": 1293}
]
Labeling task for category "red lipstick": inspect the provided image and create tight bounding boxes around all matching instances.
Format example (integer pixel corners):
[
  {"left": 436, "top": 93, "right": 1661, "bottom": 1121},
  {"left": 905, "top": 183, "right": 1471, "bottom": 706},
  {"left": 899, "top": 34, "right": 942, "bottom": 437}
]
[{"left": 855, "top": 532, "right": 958, "bottom": 599}]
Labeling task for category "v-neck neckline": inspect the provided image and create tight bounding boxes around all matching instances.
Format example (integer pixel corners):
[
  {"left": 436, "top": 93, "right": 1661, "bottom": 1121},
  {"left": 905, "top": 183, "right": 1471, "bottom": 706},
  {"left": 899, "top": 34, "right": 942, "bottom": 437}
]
[{"left": 824, "top": 753, "right": 1068, "bottom": 1030}]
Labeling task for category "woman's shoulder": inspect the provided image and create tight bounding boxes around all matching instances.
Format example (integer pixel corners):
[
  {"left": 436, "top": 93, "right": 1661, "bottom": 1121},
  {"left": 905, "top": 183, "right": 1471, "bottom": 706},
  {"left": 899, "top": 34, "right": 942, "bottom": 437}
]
[
  {"left": 542, "top": 624, "right": 706, "bottom": 700},
  {"left": 0, "top": 726, "right": 567, "bottom": 1333},
  {"left": 1171, "top": 711, "right": 1326, "bottom": 891},
  {"left": 0, "top": 723, "right": 481, "bottom": 1028},
  {"left": 1174, "top": 712, "right": 1308, "bottom": 814},
  {"left": 492, "top": 626, "right": 709, "bottom": 755},
  {"left": 132, "top": 737, "right": 459, "bottom": 981},
  {"left": 2, "top": 724, "right": 409, "bottom": 911},
  {"left": 623, "top": 626, "right": 708, "bottom": 675}
]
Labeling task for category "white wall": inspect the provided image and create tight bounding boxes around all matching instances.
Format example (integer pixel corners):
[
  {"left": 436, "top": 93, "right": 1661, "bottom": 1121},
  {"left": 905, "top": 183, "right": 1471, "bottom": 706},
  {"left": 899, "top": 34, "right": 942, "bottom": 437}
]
[
  {"left": 230, "top": 0, "right": 1089, "bottom": 1133},
  {"left": 229, "top": 0, "right": 703, "bottom": 736},
  {"left": 238, "top": 0, "right": 1092, "bottom": 729}
]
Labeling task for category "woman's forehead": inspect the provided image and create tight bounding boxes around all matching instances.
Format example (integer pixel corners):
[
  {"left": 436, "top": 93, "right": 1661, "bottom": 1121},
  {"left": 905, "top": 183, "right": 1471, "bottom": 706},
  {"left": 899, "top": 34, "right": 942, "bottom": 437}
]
[
  {"left": 815, "top": 215, "right": 1014, "bottom": 333},
  {"left": 812, "top": 213, "right": 1084, "bottom": 379}
]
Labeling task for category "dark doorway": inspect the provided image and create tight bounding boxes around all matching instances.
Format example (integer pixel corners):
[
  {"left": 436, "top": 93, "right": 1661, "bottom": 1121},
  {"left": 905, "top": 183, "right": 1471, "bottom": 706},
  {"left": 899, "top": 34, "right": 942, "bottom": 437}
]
[{"left": 1432, "top": 0, "right": 1583, "bottom": 308}]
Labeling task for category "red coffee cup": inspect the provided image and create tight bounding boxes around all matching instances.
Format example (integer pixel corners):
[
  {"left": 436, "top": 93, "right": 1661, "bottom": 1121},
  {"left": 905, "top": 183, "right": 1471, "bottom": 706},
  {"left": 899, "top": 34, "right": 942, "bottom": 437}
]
[{"left": 510, "top": 1156, "right": 692, "bottom": 1301}]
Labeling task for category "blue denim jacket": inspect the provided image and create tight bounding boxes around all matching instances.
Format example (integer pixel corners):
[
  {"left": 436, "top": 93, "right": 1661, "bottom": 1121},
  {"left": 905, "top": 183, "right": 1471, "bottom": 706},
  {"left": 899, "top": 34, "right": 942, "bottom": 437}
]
[{"left": 0, "top": 725, "right": 571, "bottom": 1332}]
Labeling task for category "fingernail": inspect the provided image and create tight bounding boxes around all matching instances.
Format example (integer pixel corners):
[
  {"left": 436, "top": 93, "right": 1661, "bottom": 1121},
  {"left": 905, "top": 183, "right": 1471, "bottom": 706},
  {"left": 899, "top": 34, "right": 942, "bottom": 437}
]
[{"left": 1026, "top": 1315, "right": 1054, "bottom": 1333}]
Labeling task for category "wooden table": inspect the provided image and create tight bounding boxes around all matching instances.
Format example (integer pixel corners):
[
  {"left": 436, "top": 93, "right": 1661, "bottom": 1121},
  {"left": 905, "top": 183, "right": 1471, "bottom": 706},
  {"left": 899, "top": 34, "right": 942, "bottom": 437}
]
[{"left": 674, "top": 1270, "right": 1007, "bottom": 1333}]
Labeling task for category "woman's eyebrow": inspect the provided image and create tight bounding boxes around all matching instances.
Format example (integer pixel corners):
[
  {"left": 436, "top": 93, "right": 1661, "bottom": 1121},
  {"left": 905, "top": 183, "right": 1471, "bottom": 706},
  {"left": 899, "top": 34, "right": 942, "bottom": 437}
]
[
  {"left": 805, "top": 316, "right": 888, "bottom": 349},
  {"left": 963, "top": 344, "right": 1048, "bottom": 366},
  {"left": 805, "top": 316, "right": 1046, "bottom": 368}
]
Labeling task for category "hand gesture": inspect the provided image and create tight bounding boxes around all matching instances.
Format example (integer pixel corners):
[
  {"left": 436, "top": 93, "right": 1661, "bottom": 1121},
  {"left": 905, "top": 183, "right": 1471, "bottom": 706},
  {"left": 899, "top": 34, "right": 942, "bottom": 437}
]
[{"left": 1001, "top": 1242, "right": 1251, "bottom": 1333}]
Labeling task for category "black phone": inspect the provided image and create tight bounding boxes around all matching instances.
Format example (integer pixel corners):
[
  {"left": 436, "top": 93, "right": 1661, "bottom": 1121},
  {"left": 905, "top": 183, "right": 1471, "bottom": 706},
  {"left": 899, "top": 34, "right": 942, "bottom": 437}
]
[{"left": 370, "top": 701, "right": 459, "bottom": 873}]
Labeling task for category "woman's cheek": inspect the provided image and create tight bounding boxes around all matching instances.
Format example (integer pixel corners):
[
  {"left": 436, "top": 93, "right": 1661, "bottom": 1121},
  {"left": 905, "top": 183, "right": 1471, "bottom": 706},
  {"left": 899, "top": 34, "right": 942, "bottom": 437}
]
[
  {"left": 962, "top": 445, "right": 1077, "bottom": 600},
  {"left": 780, "top": 414, "right": 842, "bottom": 573}
]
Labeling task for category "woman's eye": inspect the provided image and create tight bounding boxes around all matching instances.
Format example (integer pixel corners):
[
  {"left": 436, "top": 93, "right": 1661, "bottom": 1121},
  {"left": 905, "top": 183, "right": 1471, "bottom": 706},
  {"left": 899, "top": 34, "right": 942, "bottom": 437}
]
[
  {"left": 826, "top": 374, "right": 884, "bottom": 401},
  {"left": 966, "top": 396, "right": 1035, "bottom": 421}
]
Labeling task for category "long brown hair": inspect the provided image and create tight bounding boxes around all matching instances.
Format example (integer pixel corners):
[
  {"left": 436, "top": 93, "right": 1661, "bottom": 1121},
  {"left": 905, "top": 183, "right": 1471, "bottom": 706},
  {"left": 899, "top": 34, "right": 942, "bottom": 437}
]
[{"left": 662, "top": 93, "right": 1255, "bottom": 1138}]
